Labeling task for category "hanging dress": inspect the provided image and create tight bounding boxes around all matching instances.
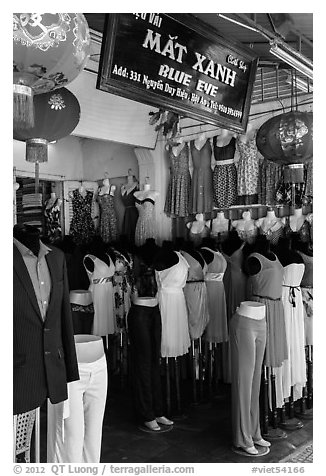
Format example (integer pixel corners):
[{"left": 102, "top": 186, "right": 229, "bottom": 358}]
[
  {"left": 44, "top": 199, "right": 62, "bottom": 242},
  {"left": 298, "top": 251, "right": 313, "bottom": 345},
  {"left": 258, "top": 158, "right": 283, "bottom": 206},
  {"left": 277, "top": 263, "right": 306, "bottom": 405},
  {"left": 212, "top": 136, "right": 237, "bottom": 208},
  {"left": 112, "top": 249, "right": 133, "bottom": 330},
  {"left": 189, "top": 139, "right": 214, "bottom": 214},
  {"left": 201, "top": 248, "right": 228, "bottom": 343},
  {"left": 83, "top": 254, "right": 116, "bottom": 336},
  {"left": 236, "top": 132, "right": 260, "bottom": 204},
  {"left": 134, "top": 198, "right": 156, "bottom": 246},
  {"left": 222, "top": 243, "right": 247, "bottom": 322},
  {"left": 69, "top": 189, "right": 95, "bottom": 246},
  {"left": 181, "top": 250, "right": 210, "bottom": 340},
  {"left": 97, "top": 191, "right": 118, "bottom": 243},
  {"left": 164, "top": 143, "right": 191, "bottom": 217},
  {"left": 121, "top": 186, "right": 139, "bottom": 243},
  {"left": 247, "top": 252, "right": 287, "bottom": 368},
  {"left": 156, "top": 251, "right": 191, "bottom": 357}
]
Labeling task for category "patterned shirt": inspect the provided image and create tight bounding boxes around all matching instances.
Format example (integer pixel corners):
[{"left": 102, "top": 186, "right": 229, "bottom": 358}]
[{"left": 14, "top": 238, "right": 52, "bottom": 320}]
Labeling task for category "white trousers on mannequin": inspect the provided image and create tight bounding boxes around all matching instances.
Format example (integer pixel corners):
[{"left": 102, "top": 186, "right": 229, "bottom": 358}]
[{"left": 47, "top": 354, "right": 107, "bottom": 463}]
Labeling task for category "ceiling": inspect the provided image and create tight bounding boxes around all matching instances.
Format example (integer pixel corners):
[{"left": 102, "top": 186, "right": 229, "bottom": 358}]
[{"left": 84, "top": 13, "right": 313, "bottom": 104}]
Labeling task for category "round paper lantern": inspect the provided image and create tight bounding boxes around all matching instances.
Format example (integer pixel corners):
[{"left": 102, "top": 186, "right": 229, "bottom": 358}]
[
  {"left": 256, "top": 111, "right": 313, "bottom": 166},
  {"left": 13, "top": 13, "right": 90, "bottom": 128},
  {"left": 14, "top": 87, "right": 80, "bottom": 189}
]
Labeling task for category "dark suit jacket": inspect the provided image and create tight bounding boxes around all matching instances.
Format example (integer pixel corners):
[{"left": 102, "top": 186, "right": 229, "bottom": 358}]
[{"left": 13, "top": 243, "right": 79, "bottom": 415}]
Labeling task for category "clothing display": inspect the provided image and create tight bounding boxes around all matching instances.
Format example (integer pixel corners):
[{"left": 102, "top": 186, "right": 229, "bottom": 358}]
[
  {"left": 156, "top": 251, "right": 191, "bottom": 357},
  {"left": 201, "top": 248, "right": 228, "bottom": 343},
  {"left": 121, "top": 186, "right": 139, "bottom": 243},
  {"left": 230, "top": 303, "right": 267, "bottom": 450},
  {"left": 188, "top": 222, "right": 210, "bottom": 247},
  {"left": 223, "top": 243, "right": 247, "bottom": 321},
  {"left": 44, "top": 198, "right": 62, "bottom": 242},
  {"left": 84, "top": 254, "right": 116, "bottom": 336},
  {"left": 47, "top": 336, "right": 107, "bottom": 463},
  {"left": 98, "top": 192, "right": 118, "bottom": 243},
  {"left": 112, "top": 249, "right": 133, "bottom": 330},
  {"left": 164, "top": 142, "right": 191, "bottom": 217},
  {"left": 189, "top": 139, "right": 214, "bottom": 214},
  {"left": 298, "top": 251, "right": 313, "bottom": 345},
  {"left": 277, "top": 263, "right": 306, "bottom": 406},
  {"left": 247, "top": 252, "right": 288, "bottom": 368},
  {"left": 69, "top": 189, "right": 95, "bottom": 246},
  {"left": 181, "top": 250, "right": 210, "bottom": 340},
  {"left": 135, "top": 198, "right": 156, "bottom": 246},
  {"left": 236, "top": 132, "right": 260, "bottom": 200},
  {"left": 258, "top": 158, "right": 283, "bottom": 206},
  {"left": 70, "top": 290, "right": 94, "bottom": 335},
  {"left": 212, "top": 136, "right": 237, "bottom": 208}
]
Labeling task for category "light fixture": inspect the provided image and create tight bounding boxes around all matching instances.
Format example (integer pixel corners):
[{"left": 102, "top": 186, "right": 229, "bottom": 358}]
[
  {"left": 270, "top": 42, "right": 313, "bottom": 80},
  {"left": 285, "top": 74, "right": 313, "bottom": 93}
]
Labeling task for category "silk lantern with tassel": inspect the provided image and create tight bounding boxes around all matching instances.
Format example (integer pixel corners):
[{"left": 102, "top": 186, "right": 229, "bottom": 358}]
[
  {"left": 14, "top": 87, "right": 80, "bottom": 191},
  {"left": 13, "top": 13, "right": 90, "bottom": 129}
]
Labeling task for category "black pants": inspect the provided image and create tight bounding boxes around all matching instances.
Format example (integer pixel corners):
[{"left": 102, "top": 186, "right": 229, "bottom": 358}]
[{"left": 127, "top": 304, "right": 163, "bottom": 422}]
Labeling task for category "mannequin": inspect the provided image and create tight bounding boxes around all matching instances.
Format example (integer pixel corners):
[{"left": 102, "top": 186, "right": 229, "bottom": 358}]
[
  {"left": 230, "top": 301, "right": 270, "bottom": 456},
  {"left": 187, "top": 213, "right": 210, "bottom": 247},
  {"left": 13, "top": 223, "right": 79, "bottom": 415},
  {"left": 255, "top": 208, "right": 284, "bottom": 246},
  {"left": 121, "top": 168, "right": 138, "bottom": 196},
  {"left": 120, "top": 170, "right": 139, "bottom": 244},
  {"left": 47, "top": 335, "right": 107, "bottom": 463},
  {"left": 194, "top": 131, "right": 207, "bottom": 150},
  {"left": 69, "top": 185, "right": 95, "bottom": 246},
  {"left": 134, "top": 181, "right": 159, "bottom": 246},
  {"left": 154, "top": 247, "right": 191, "bottom": 357},
  {"left": 209, "top": 211, "right": 229, "bottom": 241},
  {"left": 189, "top": 134, "right": 214, "bottom": 214},
  {"left": 45, "top": 192, "right": 63, "bottom": 243},
  {"left": 236, "top": 123, "right": 259, "bottom": 205},
  {"left": 232, "top": 210, "right": 258, "bottom": 244},
  {"left": 128, "top": 244, "right": 173, "bottom": 432},
  {"left": 212, "top": 129, "right": 238, "bottom": 208},
  {"left": 97, "top": 178, "right": 118, "bottom": 243},
  {"left": 283, "top": 207, "right": 306, "bottom": 232},
  {"left": 70, "top": 290, "right": 94, "bottom": 335}
]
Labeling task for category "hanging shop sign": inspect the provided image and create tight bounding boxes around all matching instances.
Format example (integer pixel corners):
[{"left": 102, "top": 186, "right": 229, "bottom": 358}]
[{"left": 97, "top": 13, "right": 258, "bottom": 132}]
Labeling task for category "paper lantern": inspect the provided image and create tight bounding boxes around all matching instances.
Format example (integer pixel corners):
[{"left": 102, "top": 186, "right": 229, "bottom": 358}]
[
  {"left": 13, "top": 13, "right": 90, "bottom": 128},
  {"left": 14, "top": 87, "right": 80, "bottom": 189},
  {"left": 256, "top": 111, "right": 313, "bottom": 166}
]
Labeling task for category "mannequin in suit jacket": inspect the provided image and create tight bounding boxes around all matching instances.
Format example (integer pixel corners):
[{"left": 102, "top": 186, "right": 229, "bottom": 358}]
[{"left": 13, "top": 224, "right": 79, "bottom": 415}]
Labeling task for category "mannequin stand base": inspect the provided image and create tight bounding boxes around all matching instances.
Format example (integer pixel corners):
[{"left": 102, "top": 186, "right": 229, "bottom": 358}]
[
  {"left": 232, "top": 446, "right": 270, "bottom": 457},
  {"left": 172, "top": 413, "right": 188, "bottom": 421},
  {"left": 138, "top": 425, "right": 173, "bottom": 434},
  {"left": 279, "top": 418, "right": 304, "bottom": 431},
  {"left": 263, "top": 427, "right": 287, "bottom": 441},
  {"left": 295, "top": 408, "right": 313, "bottom": 420}
]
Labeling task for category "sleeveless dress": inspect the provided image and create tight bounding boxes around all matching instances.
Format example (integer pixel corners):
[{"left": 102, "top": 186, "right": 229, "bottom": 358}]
[
  {"left": 258, "top": 158, "right": 283, "bottom": 205},
  {"left": 121, "top": 187, "right": 139, "bottom": 243},
  {"left": 212, "top": 136, "right": 237, "bottom": 208},
  {"left": 181, "top": 251, "right": 210, "bottom": 340},
  {"left": 156, "top": 251, "right": 191, "bottom": 357},
  {"left": 69, "top": 189, "right": 95, "bottom": 245},
  {"left": 112, "top": 249, "right": 133, "bottom": 330},
  {"left": 189, "top": 140, "right": 213, "bottom": 214},
  {"left": 44, "top": 199, "right": 62, "bottom": 242},
  {"left": 83, "top": 254, "right": 116, "bottom": 336},
  {"left": 97, "top": 192, "right": 118, "bottom": 243},
  {"left": 201, "top": 248, "right": 228, "bottom": 343},
  {"left": 222, "top": 244, "right": 247, "bottom": 322},
  {"left": 277, "top": 263, "right": 306, "bottom": 405},
  {"left": 134, "top": 198, "right": 156, "bottom": 247},
  {"left": 164, "top": 143, "right": 191, "bottom": 217},
  {"left": 298, "top": 251, "right": 313, "bottom": 345},
  {"left": 247, "top": 252, "right": 287, "bottom": 368},
  {"left": 236, "top": 132, "right": 260, "bottom": 204}
]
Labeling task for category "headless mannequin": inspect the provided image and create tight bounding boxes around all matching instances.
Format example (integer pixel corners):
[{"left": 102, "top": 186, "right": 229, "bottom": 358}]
[
  {"left": 222, "top": 230, "right": 244, "bottom": 257},
  {"left": 232, "top": 211, "right": 258, "bottom": 244},
  {"left": 121, "top": 169, "right": 138, "bottom": 196},
  {"left": 13, "top": 224, "right": 40, "bottom": 256},
  {"left": 78, "top": 184, "right": 86, "bottom": 197},
  {"left": 245, "top": 236, "right": 276, "bottom": 276},
  {"left": 99, "top": 178, "right": 116, "bottom": 196},
  {"left": 84, "top": 238, "right": 114, "bottom": 272},
  {"left": 181, "top": 241, "right": 205, "bottom": 269},
  {"left": 209, "top": 211, "right": 229, "bottom": 235},
  {"left": 213, "top": 128, "right": 235, "bottom": 147},
  {"left": 187, "top": 213, "right": 207, "bottom": 235},
  {"left": 171, "top": 137, "right": 186, "bottom": 156},
  {"left": 45, "top": 192, "right": 57, "bottom": 209},
  {"left": 134, "top": 183, "right": 159, "bottom": 202},
  {"left": 199, "top": 246, "right": 215, "bottom": 266},
  {"left": 194, "top": 132, "right": 207, "bottom": 150},
  {"left": 153, "top": 241, "right": 178, "bottom": 271},
  {"left": 283, "top": 207, "right": 306, "bottom": 232},
  {"left": 274, "top": 237, "right": 304, "bottom": 267},
  {"left": 237, "top": 122, "right": 256, "bottom": 144},
  {"left": 256, "top": 208, "right": 283, "bottom": 233}
]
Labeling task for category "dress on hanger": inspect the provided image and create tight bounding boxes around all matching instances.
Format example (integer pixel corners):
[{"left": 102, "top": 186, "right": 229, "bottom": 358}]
[
  {"left": 135, "top": 198, "right": 156, "bottom": 246},
  {"left": 44, "top": 199, "right": 62, "bottom": 242},
  {"left": 156, "top": 251, "right": 191, "bottom": 357},
  {"left": 189, "top": 139, "right": 213, "bottom": 214},
  {"left": 247, "top": 252, "right": 287, "bottom": 368},
  {"left": 277, "top": 263, "right": 306, "bottom": 405},
  {"left": 112, "top": 249, "right": 133, "bottom": 330},
  {"left": 181, "top": 250, "right": 210, "bottom": 340},
  {"left": 201, "top": 248, "right": 228, "bottom": 343},
  {"left": 121, "top": 185, "right": 139, "bottom": 243},
  {"left": 258, "top": 158, "right": 283, "bottom": 205},
  {"left": 84, "top": 254, "right": 116, "bottom": 336},
  {"left": 69, "top": 189, "right": 95, "bottom": 245},
  {"left": 298, "top": 251, "right": 313, "bottom": 345},
  {"left": 212, "top": 136, "right": 237, "bottom": 208},
  {"left": 164, "top": 143, "right": 191, "bottom": 217},
  {"left": 98, "top": 190, "right": 118, "bottom": 243},
  {"left": 236, "top": 132, "right": 260, "bottom": 203}
]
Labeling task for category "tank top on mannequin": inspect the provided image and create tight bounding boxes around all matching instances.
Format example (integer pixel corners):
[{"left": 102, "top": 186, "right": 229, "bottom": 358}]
[
  {"left": 247, "top": 252, "right": 287, "bottom": 367},
  {"left": 84, "top": 254, "right": 116, "bottom": 336}
]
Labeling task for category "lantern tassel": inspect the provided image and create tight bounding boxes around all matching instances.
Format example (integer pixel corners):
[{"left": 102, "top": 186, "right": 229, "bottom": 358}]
[
  {"left": 35, "top": 162, "right": 40, "bottom": 193},
  {"left": 25, "top": 138, "right": 48, "bottom": 193},
  {"left": 13, "top": 84, "right": 35, "bottom": 129}
]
